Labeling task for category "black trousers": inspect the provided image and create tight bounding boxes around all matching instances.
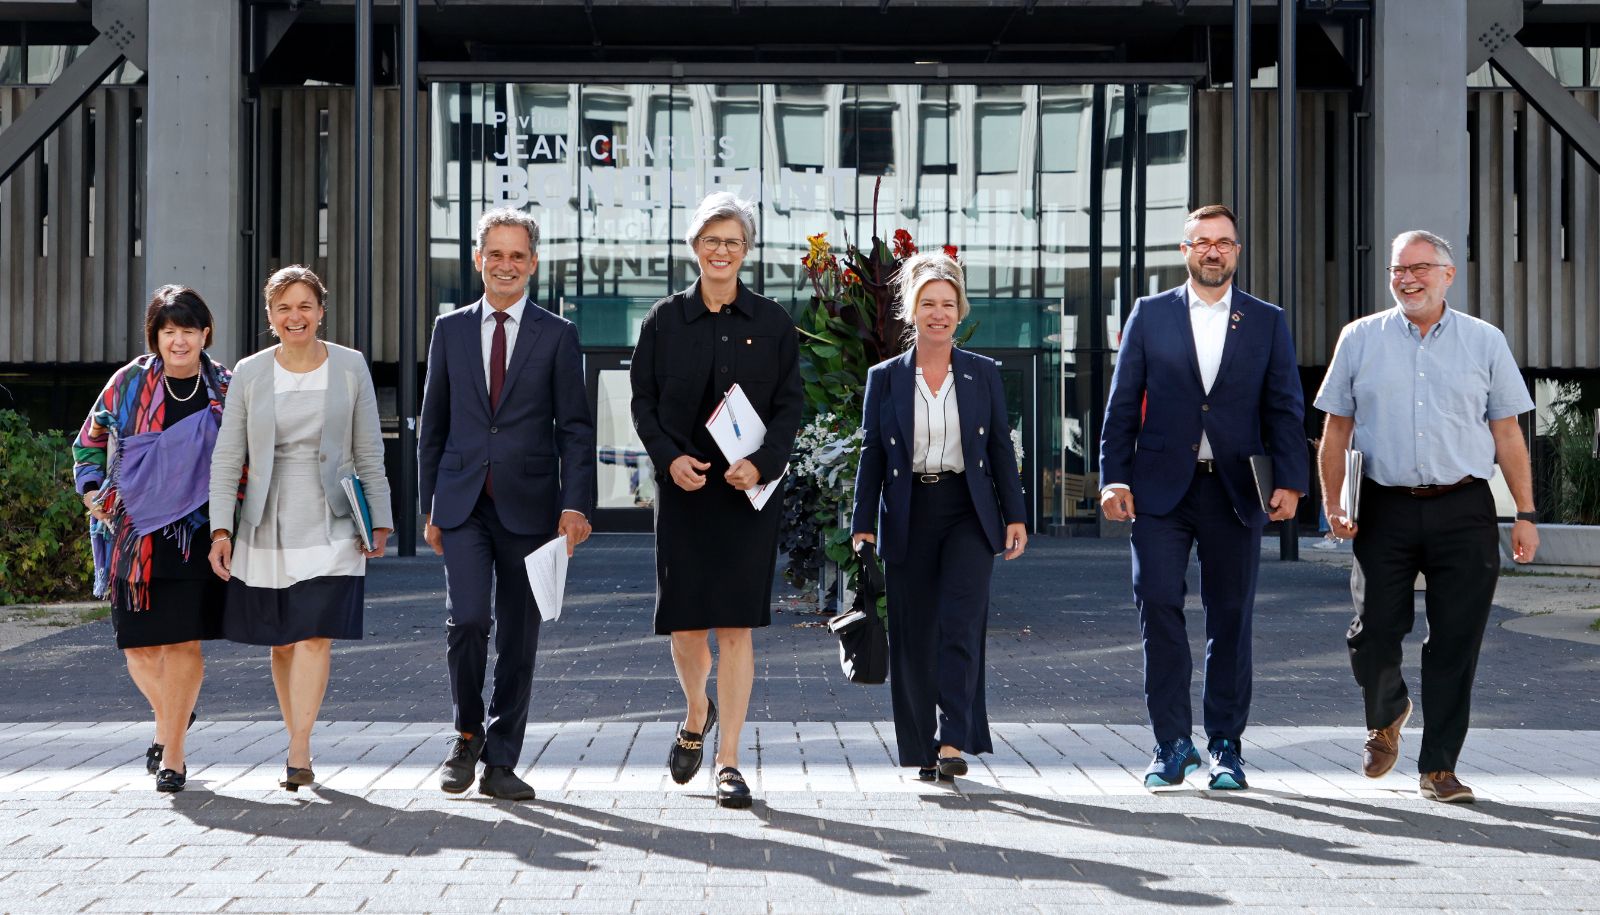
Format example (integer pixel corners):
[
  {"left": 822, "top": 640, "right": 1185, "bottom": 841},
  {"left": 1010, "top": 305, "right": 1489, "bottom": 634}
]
[
  {"left": 442, "top": 492, "right": 547, "bottom": 768},
  {"left": 883, "top": 475, "right": 995, "bottom": 767},
  {"left": 1348, "top": 478, "right": 1499, "bottom": 774}
]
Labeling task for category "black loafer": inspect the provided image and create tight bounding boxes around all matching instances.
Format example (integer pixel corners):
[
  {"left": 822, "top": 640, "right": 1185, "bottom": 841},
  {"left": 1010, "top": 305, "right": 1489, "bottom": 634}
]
[
  {"left": 479, "top": 765, "right": 536, "bottom": 801},
  {"left": 668, "top": 698, "right": 717, "bottom": 785},
  {"left": 145, "top": 712, "right": 196, "bottom": 776},
  {"left": 155, "top": 768, "right": 186, "bottom": 793},
  {"left": 440, "top": 733, "right": 485, "bottom": 794},
  {"left": 916, "top": 766, "right": 937, "bottom": 781},
  {"left": 716, "top": 766, "right": 752, "bottom": 808},
  {"left": 281, "top": 765, "right": 314, "bottom": 792},
  {"left": 936, "top": 756, "right": 968, "bottom": 780}
]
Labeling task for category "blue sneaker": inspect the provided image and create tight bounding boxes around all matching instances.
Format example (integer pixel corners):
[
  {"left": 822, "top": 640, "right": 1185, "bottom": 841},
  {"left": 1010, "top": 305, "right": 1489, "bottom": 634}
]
[
  {"left": 1207, "top": 739, "right": 1248, "bottom": 790},
  {"left": 1143, "top": 737, "right": 1202, "bottom": 788}
]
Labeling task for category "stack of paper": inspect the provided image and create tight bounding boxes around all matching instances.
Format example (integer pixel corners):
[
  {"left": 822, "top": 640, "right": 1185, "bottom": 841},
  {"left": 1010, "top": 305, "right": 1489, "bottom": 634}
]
[{"left": 704, "top": 383, "right": 788, "bottom": 511}]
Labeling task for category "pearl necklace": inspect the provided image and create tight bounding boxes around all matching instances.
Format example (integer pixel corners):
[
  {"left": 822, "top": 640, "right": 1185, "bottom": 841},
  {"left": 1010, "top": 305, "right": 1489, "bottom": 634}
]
[{"left": 164, "top": 372, "right": 203, "bottom": 402}]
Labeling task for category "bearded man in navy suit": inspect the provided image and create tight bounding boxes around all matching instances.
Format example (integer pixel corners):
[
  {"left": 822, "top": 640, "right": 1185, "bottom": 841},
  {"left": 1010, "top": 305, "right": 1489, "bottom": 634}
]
[
  {"left": 418, "top": 207, "right": 596, "bottom": 802},
  {"left": 1099, "top": 204, "right": 1307, "bottom": 791}
]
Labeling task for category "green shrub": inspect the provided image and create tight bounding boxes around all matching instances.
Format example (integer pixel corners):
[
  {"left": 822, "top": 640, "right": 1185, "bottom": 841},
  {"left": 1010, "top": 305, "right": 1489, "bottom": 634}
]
[
  {"left": 0, "top": 410, "right": 94, "bottom": 603},
  {"left": 1546, "top": 385, "right": 1600, "bottom": 526}
]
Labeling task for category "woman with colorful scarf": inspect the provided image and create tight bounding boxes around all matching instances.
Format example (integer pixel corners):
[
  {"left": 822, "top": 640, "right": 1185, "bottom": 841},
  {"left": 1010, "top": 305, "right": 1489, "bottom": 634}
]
[{"left": 72, "top": 285, "right": 231, "bottom": 794}]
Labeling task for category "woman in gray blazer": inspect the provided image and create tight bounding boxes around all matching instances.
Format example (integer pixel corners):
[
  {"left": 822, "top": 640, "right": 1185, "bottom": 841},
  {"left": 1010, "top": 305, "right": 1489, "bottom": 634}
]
[{"left": 207, "top": 265, "right": 393, "bottom": 791}]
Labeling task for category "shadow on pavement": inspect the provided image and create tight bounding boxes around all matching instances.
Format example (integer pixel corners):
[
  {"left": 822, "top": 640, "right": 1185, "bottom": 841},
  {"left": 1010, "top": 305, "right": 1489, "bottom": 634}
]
[
  {"left": 531, "top": 797, "right": 1225, "bottom": 906},
  {"left": 922, "top": 788, "right": 1399, "bottom": 867},
  {"left": 1205, "top": 789, "right": 1600, "bottom": 866}
]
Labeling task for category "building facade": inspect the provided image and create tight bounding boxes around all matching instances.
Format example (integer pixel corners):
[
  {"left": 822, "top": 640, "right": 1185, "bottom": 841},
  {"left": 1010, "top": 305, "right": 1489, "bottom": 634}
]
[{"left": 3, "top": 0, "right": 1599, "bottom": 535}]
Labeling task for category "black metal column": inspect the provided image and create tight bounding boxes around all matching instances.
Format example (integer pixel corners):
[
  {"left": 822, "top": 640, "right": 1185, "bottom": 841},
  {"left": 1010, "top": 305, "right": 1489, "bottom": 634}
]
[
  {"left": 1087, "top": 84, "right": 1107, "bottom": 476},
  {"left": 1277, "top": 0, "right": 1299, "bottom": 561},
  {"left": 354, "top": 0, "right": 373, "bottom": 358},
  {"left": 1233, "top": 0, "right": 1251, "bottom": 283},
  {"left": 1118, "top": 85, "right": 1136, "bottom": 326},
  {"left": 397, "top": 0, "right": 419, "bottom": 556}
]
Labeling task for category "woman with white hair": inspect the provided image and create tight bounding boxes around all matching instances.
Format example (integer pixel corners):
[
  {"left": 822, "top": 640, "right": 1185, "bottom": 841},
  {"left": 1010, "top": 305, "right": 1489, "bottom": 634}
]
[
  {"left": 630, "top": 192, "right": 802, "bottom": 808},
  {"left": 850, "top": 251, "right": 1029, "bottom": 782}
]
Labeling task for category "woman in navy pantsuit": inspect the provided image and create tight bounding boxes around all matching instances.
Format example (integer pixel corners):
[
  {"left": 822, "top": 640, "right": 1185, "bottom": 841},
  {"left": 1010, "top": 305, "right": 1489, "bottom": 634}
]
[{"left": 850, "top": 252, "right": 1029, "bottom": 781}]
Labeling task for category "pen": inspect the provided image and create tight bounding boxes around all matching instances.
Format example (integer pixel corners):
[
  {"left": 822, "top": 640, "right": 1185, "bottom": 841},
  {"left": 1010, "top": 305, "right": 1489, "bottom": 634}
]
[{"left": 726, "top": 398, "right": 742, "bottom": 439}]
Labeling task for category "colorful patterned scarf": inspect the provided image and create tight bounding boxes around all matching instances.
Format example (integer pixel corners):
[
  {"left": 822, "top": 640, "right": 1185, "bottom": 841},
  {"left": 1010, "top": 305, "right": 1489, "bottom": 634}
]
[{"left": 73, "top": 353, "right": 232, "bottom": 611}]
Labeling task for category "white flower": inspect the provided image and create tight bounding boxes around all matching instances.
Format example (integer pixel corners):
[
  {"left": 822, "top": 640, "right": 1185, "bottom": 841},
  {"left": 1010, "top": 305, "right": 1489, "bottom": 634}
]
[{"left": 1010, "top": 428, "right": 1025, "bottom": 466}]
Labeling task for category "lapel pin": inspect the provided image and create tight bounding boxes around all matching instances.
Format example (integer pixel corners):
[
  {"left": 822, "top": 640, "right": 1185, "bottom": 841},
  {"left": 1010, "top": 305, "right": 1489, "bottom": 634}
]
[
  {"left": 746, "top": 338, "right": 752, "bottom": 345},
  {"left": 962, "top": 373, "right": 972, "bottom": 380},
  {"left": 1231, "top": 312, "right": 1243, "bottom": 322}
]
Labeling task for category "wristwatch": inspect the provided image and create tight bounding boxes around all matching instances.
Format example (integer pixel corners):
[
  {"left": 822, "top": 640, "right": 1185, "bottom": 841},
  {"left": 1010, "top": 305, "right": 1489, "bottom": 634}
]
[{"left": 1515, "top": 511, "right": 1539, "bottom": 523}]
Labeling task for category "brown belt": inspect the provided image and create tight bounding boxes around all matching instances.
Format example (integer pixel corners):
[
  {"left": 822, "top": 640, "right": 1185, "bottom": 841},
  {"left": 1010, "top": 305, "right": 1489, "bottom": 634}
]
[{"left": 1386, "top": 476, "right": 1479, "bottom": 499}]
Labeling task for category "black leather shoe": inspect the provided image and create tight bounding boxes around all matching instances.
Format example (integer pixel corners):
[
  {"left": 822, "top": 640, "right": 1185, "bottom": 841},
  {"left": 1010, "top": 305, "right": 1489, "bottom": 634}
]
[
  {"left": 936, "top": 756, "right": 968, "bottom": 780},
  {"left": 280, "top": 765, "right": 314, "bottom": 792},
  {"left": 668, "top": 698, "right": 717, "bottom": 785},
  {"left": 145, "top": 712, "right": 196, "bottom": 776},
  {"left": 479, "top": 765, "right": 536, "bottom": 801},
  {"left": 155, "top": 768, "right": 186, "bottom": 793},
  {"left": 916, "top": 766, "right": 937, "bottom": 781},
  {"left": 716, "top": 766, "right": 752, "bottom": 808},
  {"left": 440, "top": 733, "right": 485, "bottom": 794}
]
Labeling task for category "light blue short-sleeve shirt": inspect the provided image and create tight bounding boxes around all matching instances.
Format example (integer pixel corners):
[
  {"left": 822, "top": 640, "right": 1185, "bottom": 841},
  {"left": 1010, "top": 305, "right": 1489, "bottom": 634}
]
[{"left": 1313, "top": 305, "right": 1532, "bottom": 488}]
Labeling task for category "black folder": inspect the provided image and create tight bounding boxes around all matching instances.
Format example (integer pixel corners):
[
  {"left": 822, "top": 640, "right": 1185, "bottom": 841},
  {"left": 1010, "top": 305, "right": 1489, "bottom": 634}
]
[{"left": 1247, "top": 455, "right": 1274, "bottom": 514}]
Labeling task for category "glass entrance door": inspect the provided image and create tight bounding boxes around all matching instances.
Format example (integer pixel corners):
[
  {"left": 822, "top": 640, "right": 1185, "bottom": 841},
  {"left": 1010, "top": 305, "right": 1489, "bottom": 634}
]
[{"left": 587, "top": 349, "right": 654, "bottom": 532}]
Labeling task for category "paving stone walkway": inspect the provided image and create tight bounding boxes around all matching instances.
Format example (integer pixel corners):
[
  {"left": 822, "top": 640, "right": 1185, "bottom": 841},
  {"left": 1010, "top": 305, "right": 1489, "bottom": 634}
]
[{"left": 1, "top": 536, "right": 1597, "bottom": 912}]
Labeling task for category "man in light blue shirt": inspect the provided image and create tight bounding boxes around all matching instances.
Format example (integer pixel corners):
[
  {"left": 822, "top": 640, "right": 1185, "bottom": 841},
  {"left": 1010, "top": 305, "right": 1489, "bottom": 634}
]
[{"left": 1315, "top": 229, "right": 1539, "bottom": 805}]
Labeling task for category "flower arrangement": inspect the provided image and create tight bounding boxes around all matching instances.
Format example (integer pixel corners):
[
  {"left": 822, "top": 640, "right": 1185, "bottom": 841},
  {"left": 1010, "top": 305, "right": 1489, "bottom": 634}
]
[{"left": 780, "top": 178, "right": 964, "bottom": 609}]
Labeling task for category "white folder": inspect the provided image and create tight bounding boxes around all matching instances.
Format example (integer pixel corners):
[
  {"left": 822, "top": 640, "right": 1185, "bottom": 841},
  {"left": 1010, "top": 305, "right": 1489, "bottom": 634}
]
[{"left": 705, "top": 384, "right": 787, "bottom": 511}]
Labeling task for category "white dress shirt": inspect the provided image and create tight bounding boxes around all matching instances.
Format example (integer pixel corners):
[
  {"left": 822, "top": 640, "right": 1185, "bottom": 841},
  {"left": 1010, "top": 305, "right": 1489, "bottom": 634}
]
[
  {"left": 1186, "top": 280, "right": 1232, "bottom": 461},
  {"left": 480, "top": 296, "right": 528, "bottom": 391},
  {"left": 912, "top": 366, "right": 965, "bottom": 474}
]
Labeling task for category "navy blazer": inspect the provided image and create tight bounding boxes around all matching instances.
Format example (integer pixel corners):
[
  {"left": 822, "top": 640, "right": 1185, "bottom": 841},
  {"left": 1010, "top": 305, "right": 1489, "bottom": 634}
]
[
  {"left": 418, "top": 299, "right": 596, "bottom": 536},
  {"left": 1098, "top": 285, "right": 1307, "bottom": 524},
  {"left": 851, "top": 347, "right": 1029, "bottom": 565}
]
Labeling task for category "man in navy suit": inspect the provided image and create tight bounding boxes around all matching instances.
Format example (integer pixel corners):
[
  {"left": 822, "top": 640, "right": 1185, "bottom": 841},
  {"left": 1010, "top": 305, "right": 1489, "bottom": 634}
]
[
  {"left": 418, "top": 208, "right": 596, "bottom": 801},
  {"left": 1099, "top": 204, "right": 1307, "bottom": 790}
]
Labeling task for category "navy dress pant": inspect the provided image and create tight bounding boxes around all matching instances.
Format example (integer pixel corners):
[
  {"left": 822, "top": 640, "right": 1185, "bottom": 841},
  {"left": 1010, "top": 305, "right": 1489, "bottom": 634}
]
[
  {"left": 1348, "top": 479, "right": 1499, "bottom": 774},
  {"left": 442, "top": 492, "right": 548, "bottom": 768},
  {"left": 883, "top": 475, "right": 996, "bottom": 767},
  {"left": 1130, "top": 469, "right": 1262, "bottom": 748}
]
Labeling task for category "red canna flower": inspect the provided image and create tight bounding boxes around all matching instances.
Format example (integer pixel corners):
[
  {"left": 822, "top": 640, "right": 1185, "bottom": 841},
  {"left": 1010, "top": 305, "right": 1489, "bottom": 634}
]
[
  {"left": 842, "top": 268, "right": 861, "bottom": 286},
  {"left": 892, "top": 228, "right": 916, "bottom": 259},
  {"left": 943, "top": 244, "right": 959, "bottom": 259}
]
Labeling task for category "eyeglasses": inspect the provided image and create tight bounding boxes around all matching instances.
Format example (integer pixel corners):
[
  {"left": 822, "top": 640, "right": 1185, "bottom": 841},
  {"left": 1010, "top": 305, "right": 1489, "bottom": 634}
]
[
  {"left": 1182, "top": 239, "right": 1239, "bottom": 255},
  {"left": 696, "top": 236, "right": 748, "bottom": 254},
  {"left": 1387, "top": 262, "right": 1448, "bottom": 279}
]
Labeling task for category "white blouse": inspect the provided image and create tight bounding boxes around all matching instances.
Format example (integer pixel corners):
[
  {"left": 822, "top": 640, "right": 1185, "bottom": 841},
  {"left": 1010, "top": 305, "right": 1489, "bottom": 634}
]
[{"left": 911, "top": 366, "right": 965, "bottom": 474}]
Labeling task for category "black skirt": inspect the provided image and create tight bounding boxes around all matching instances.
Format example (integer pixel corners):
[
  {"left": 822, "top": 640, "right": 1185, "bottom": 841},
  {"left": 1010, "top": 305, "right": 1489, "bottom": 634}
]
[
  {"left": 111, "top": 577, "right": 226, "bottom": 649},
  {"left": 222, "top": 576, "right": 365, "bottom": 646},
  {"left": 652, "top": 470, "right": 783, "bottom": 635}
]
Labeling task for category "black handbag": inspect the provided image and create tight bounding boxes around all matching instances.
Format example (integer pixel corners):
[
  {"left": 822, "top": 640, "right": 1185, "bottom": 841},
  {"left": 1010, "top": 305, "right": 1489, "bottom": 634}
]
[{"left": 828, "top": 542, "right": 888, "bottom": 685}]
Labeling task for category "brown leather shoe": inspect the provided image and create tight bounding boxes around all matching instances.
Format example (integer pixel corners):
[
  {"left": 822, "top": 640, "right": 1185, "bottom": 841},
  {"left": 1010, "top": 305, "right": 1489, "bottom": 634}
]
[
  {"left": 1419, "top": 770, "right": 1476, "bottom": 803},
  {"left": 1362, "top": 698, "right": 1412, "bottom": 778}
]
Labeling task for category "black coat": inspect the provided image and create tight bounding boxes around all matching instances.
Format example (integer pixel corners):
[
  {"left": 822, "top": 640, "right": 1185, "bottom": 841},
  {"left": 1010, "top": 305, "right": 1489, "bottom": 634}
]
[{"left": 630, "top": 279, "right": 802, "bottom": 484}]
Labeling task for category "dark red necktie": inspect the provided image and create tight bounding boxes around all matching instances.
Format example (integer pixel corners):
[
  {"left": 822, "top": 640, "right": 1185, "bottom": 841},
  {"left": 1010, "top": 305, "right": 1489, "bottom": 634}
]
[
  {"left": 486, "top": 310, "right": 509, "bottom": 498},
  {"left": 489, "top": 311, "right": 509, "bottom": 412}
]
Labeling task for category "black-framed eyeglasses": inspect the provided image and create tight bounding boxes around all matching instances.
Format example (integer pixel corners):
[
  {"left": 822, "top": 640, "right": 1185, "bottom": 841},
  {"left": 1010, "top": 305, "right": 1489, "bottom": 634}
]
[
  {"left": 1387, "top": 262, "right": 1448, "bottom": 279},
  {"left": 1182, "top": 239, "right": 1239, "bottom": 255},
  {"left": 696, "top": 236, "right": 748, "bottom": 253}
]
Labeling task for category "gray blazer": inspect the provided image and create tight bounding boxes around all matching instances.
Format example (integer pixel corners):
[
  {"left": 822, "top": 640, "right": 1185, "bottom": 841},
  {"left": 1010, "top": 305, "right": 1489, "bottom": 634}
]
[{"left": 209, "top": 342, "right": 395, "bottom": 534}]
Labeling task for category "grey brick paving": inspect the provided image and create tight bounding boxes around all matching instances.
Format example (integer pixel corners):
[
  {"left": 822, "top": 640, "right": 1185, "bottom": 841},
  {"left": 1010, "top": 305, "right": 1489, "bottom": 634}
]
[{"left": 1, "top": 537, "right": 1598, "bottom": 911}]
